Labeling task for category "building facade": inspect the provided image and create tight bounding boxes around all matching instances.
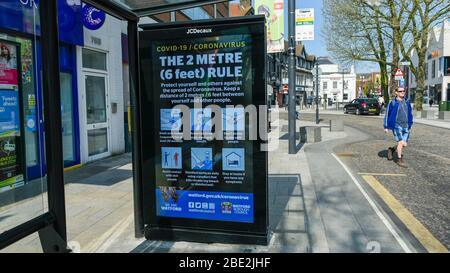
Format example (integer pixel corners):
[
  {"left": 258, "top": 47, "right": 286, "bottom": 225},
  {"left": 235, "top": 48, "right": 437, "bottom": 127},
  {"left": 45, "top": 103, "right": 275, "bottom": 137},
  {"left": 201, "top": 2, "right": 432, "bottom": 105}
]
[
  {"left": 356, "top": 72, "right": 382, "bottom": 98},
  {"left": 1, "top": 0, "right": 87, "bottom": 186},
  {"left": 267, "top": 43, "right": 316, "bottom": 106},
  {"left": 316, "top": 56, "right": 356, "bottom": 105},
  {"left": 408, "top": 20, "right": 450, "bottom": 110}
]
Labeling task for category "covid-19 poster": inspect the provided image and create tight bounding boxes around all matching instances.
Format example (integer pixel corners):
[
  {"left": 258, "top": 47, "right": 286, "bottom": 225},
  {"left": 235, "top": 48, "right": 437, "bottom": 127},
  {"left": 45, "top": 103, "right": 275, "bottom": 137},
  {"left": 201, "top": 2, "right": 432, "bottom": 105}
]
[
  {"left": 139, "top": 16, "right": 268, "bottom": 243},
  {"left": 0, "top": 41, "right": 24, "bottom": 192}
]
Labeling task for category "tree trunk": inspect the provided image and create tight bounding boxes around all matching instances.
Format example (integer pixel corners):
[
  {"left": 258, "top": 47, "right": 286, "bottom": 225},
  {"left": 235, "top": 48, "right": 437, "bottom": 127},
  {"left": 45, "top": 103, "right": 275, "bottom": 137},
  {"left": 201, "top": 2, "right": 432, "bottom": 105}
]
[
  {"left": 414, "top": 51, "right": 427, "bottom": 111},
  {"left": 390, "top": 23, "right": 401, "bottom": 98},
  {"left": 414, "top": 20, "right": 430, "bottom": 111},
  {"left": 380, "top": 62, "right": 389, "bottom": 104}
]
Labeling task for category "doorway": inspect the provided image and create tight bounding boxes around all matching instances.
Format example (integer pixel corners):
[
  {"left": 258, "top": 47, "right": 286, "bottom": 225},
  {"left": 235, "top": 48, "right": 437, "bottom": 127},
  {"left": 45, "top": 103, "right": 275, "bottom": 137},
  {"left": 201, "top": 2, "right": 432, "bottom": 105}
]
[{"left": 84, "top": 72, "right": 110, "bottom": 161}]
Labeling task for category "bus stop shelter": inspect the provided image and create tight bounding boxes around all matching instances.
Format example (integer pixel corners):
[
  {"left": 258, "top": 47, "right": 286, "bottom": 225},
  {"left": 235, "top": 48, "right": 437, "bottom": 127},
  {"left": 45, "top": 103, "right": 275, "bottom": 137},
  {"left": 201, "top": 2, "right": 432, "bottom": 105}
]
[{"left": 0, "top": 0, "right": 231, "bottom": 253}]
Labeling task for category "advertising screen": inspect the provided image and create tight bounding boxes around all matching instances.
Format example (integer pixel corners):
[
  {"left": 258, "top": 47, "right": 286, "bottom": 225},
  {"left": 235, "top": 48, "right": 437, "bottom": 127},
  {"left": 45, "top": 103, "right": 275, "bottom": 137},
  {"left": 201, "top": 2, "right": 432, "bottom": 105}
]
[{"left": 139, "top": 16, "right": 267, "bottom": 243}]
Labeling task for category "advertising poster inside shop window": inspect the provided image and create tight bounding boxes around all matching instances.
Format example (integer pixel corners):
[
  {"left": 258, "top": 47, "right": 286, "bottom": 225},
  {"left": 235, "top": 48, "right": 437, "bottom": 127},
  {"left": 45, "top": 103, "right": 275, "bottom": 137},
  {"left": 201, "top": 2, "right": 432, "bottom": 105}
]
[{"left": 0, "top": 41, "right": 24, "bottom": 192}]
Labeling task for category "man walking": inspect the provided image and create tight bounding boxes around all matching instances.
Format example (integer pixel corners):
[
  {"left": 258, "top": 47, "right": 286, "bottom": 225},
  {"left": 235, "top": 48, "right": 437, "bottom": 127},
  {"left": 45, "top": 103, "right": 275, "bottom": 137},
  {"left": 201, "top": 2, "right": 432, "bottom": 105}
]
[{"left": 384, "top": 87, "right": 413, "bottom": 168}]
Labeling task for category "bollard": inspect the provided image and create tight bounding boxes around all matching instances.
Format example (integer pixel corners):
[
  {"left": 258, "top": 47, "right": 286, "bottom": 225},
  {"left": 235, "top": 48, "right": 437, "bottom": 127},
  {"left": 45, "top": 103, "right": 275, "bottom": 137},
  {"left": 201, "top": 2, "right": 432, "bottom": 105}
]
[
  {"left": 330, "top": 120, "right": 344, "bottom": 131},
  {"left": 300, "top": 126, "right": 321, "bottom": 143}
]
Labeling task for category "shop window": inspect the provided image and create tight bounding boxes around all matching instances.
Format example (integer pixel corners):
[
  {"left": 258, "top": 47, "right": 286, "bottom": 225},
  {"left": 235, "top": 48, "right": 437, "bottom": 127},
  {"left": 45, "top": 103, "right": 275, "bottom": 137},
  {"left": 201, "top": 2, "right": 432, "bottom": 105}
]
[
  {"left": 82, "top": 48, "right": 107, "bottom": 71},
  {"left": 323, "top": 81, "right": 327, "bottom": 90},
  {"left": 432, "top": 60, "right": 436, "bottom": 78},
  {"left": 447, "top": 84, "right": 450, "bottom": 101},
  {"left": 60, "top": 72, "right": 75, "bottom": 164},
  {"left": 0, "top": 25, "right": 46, "bottom": 239},
  {"left": 444, "top": 57, "right": 450, "bottom": 76}
]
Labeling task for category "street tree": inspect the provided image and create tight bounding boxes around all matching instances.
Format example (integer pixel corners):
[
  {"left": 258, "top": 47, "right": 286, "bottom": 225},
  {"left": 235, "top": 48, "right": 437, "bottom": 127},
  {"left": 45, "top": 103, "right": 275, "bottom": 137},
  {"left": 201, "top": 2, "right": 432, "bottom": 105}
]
[
  {"left": 323, "top": 0, "right": 394, "bottom": 102},
  {"left": 324, "top": 0, "right": 449, "bottom": 109},
  {"left": 398, "top": 0, "right": 449, "bottom": 111},
  {"left": 363, "top": 0, "right": 449, "bottom": 110},
  {"left": 361, "top": 0, "right": 418, "bottom": 99}
]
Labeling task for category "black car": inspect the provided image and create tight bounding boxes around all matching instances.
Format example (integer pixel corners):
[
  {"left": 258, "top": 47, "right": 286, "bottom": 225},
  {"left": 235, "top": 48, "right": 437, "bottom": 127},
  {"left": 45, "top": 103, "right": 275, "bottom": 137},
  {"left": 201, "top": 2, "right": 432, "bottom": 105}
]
[{"left": 344, "top": 98, "right": 381, "bottom": 115}]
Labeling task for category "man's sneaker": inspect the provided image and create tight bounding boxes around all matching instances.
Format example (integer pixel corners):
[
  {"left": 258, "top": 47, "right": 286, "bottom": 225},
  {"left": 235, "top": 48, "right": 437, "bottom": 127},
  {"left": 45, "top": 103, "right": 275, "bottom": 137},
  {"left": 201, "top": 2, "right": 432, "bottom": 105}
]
[
  {"left": 387, "top": 148, "right": 393, "bottom": 160},
  {"left": 396, "top": 157, "right": 408, "bottom": 168}
]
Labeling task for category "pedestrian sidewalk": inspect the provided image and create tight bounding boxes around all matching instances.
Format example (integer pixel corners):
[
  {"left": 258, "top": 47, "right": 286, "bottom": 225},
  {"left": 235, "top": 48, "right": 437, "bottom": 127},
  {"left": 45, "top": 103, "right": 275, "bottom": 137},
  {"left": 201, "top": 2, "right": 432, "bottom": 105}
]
[{"left": 0, "top": 154, "right": 135, "bottom": 253}]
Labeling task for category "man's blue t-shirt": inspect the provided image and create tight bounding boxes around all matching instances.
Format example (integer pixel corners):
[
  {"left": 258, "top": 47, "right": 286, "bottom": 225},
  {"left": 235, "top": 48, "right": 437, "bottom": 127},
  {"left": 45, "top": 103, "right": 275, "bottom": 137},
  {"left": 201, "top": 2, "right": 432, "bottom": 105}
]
[{"left": 396, "top": 99, "right": 408, "bottom": 128}]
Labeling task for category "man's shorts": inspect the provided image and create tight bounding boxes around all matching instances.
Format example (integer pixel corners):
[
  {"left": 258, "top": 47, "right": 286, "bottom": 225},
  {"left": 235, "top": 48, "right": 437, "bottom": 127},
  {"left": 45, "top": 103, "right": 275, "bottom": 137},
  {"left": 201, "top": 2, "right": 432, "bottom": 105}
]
[{"left": 393, "top": 126, "right": 410, "bottom": 142}]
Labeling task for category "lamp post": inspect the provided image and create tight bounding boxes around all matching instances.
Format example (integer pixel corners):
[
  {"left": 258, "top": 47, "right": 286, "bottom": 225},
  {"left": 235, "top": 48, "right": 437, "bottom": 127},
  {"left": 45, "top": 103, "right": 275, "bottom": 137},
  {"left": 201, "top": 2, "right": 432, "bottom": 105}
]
[
  {"left": 315, "top": 62, "right": 320, "bottom": 124},
  {"left": 288, "top": 0, "right": 296, "bottom": 154}
]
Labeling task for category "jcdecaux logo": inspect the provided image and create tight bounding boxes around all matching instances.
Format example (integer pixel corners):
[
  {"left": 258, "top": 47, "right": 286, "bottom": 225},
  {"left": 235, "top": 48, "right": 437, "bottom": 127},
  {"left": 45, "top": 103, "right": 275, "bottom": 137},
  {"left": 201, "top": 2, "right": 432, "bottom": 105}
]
[{"left": 186, "top": 28, "right": 212, "bottom": 34}]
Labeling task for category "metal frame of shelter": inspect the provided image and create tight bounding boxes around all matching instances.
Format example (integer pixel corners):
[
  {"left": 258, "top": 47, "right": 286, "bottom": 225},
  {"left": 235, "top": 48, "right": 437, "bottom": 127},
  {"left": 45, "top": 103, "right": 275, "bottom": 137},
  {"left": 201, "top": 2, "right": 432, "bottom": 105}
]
[{"left": 0, "top": 0, "right": 229, "bottom": 253}]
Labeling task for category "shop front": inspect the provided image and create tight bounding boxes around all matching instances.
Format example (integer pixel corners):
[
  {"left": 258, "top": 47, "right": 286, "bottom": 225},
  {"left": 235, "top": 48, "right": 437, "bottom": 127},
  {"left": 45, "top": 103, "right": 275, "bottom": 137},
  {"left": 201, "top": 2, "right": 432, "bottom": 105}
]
[{"left": 0, "top": 0, "right": 82, "bottom": 186}]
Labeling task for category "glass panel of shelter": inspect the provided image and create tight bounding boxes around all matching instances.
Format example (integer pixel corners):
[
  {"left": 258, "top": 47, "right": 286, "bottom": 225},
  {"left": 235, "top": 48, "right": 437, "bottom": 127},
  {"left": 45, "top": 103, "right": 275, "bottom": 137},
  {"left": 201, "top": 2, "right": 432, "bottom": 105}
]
[{"left": 0, "top": 2, "right": 47, "bottom": 244}]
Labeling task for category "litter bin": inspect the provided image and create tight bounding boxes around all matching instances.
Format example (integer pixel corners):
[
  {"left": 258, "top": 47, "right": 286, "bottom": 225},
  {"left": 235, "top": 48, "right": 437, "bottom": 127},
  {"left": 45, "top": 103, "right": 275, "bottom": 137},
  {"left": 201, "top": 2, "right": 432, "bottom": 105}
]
[{"left": 439, "top": 101, "right": 450, "bottom": 111}]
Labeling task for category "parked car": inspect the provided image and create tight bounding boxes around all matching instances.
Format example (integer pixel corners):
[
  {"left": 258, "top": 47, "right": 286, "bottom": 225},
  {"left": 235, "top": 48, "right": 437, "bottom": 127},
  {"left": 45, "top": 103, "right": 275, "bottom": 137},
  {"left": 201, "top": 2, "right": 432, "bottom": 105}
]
[{"left": 344, "top": 98, "right": 381, "bottom": 115}]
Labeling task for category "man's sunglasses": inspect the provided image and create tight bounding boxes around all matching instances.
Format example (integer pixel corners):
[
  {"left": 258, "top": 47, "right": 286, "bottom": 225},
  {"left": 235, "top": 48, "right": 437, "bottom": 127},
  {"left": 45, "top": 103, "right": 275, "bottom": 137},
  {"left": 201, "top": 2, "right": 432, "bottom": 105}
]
[{"left": 397, "top": 90, "right": 405, "bottom": 93}]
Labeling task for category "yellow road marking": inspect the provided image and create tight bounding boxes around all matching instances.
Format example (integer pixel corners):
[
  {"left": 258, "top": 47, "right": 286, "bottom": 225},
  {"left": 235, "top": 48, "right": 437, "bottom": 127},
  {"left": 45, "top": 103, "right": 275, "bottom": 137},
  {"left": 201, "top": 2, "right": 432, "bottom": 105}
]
[
  {"left": 64, "top": 164, "right": 83, "bottom": 172},
  {"left": 362, "top": 175, "right": 449, "bottom": 253},
  {"left": 358, "top": 173, "right": 406, "bottom": 177}
]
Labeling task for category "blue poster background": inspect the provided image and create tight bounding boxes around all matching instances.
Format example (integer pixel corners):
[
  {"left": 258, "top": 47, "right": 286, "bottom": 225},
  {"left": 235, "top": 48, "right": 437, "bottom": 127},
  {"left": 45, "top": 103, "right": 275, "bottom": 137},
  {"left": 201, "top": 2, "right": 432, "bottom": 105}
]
[
  {"left": 156, "top": 189, "right": 254, "bottom": 223},
  {"left": 0, "top": 90, "right": 20, "bottom": 136}
]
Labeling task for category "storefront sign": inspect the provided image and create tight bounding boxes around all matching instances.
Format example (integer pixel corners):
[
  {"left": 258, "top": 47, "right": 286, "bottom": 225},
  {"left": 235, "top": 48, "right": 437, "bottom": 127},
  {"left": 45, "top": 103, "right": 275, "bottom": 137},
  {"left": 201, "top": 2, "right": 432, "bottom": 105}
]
[
  {"left": 0, "top": 0, "right": 84, "bottom": 46},
  {"left": 18, "top": 0, "right": 38, "bottom": 9},
  {"left": 81, "top": 3, "right": 106, "bottom": 30},
  {"left": 139, "top": 16, "right": 268, "bottom": 243}
]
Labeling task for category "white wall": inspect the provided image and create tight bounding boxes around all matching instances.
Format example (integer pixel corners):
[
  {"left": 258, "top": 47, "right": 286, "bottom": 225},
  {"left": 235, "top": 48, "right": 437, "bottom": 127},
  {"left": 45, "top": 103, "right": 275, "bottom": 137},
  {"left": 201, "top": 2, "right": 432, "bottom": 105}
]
[
  {"left": 77, "top": 14, "right": 125, "bottom": 163},
  {"left": 318, "top": 65, "right": 356, "bottom": 103}
]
